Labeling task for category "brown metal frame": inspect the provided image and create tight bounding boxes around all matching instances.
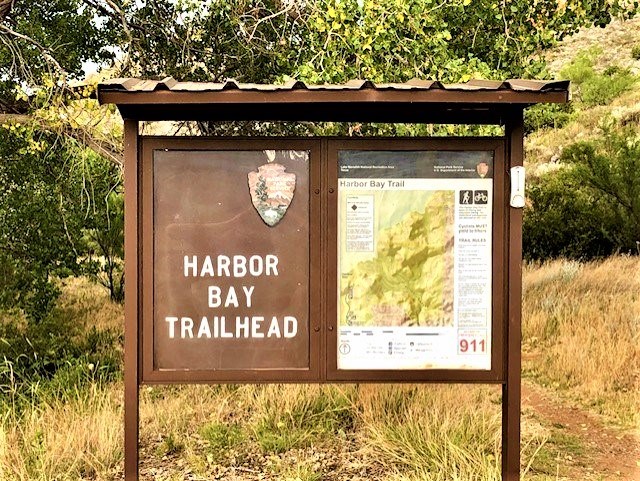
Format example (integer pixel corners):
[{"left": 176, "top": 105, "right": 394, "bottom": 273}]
[
  {"left": 123, "top": 119, "right": 140, "bottom": 480},
  {"left": 98, "top": 79, "right": 568, "bottom": 124},
  {"left": 325, "top": 137, "right": 506, "bottom": 383},
  {"left": 119, "top": 108, "right": 529, "bottom": 481},
  {"left": 101, "top": 88, "right": 568, "bottom": 106},
  {"left": 503, "top": 114, "right": 524, "bottom": 481}
]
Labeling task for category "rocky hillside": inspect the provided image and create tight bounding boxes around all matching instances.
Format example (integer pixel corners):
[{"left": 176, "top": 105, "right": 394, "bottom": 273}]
[{"left": 526, "top": 15, "right": 640, "bottom": 175}]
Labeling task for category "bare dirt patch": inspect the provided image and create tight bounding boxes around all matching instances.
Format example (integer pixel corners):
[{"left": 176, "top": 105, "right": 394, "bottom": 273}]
[{"left": 523, "top": 381, "right": 640, "bottom": 481}]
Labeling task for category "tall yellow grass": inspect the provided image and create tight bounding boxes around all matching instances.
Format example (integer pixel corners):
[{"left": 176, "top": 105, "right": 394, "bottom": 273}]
[
  {"left": 523, "top": 256, "right": 640, "bottom": 426},
  {"left": 55, "top": 277, "right": 123, "bottom": 333},
  {"left": 1, "top": 385, "right": 122, "bottom": 481}
]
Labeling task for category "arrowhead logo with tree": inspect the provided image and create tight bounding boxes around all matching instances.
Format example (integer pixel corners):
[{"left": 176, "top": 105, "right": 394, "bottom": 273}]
[{"left": 248, "top": 162, "right": 296, "bottom": 227}]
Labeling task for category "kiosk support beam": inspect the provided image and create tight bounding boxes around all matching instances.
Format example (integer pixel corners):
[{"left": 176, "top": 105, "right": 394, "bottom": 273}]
[
  {"left": 123, "top": 119, "right": 140, "bottom": 481},
  {"left": 503, "top": 111, "right": 524, "bottom": 481}
]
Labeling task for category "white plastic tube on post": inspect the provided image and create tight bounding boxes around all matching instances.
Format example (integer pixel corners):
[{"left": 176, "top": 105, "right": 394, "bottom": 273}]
[{"left": 510, "top": 166, "right": 525, "bottom": 208}]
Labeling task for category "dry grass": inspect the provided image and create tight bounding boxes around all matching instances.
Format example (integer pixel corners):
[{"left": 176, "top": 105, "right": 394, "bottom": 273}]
[
  {"left": 56, "top": 277, "right": 123, "bottom": 333},
  {"left": 355, "top": 384, "right": 503, "bottom": 481},
  {"left": 0, "top": 381, "right": 553, "bottom": 481},
  {"left": 0, "top": 385, "right": 122, "bottom": 481},
  {"left": 523, "top": 256, "right": 640, "bottom": 427},
  {"left": 2, "top": 256, "right": 639, "bottom": 479}
]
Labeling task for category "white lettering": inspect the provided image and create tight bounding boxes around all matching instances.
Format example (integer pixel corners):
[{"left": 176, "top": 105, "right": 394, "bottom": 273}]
[
  {"left": 225, "top": 286, "right": 239, "bottom": 308},
  {"left": 200, "top": 256, "right": 214, "bottom": 276},
  {"left": 252, "top": 316, "right": 264, "bottom": 338},
  {"left": 249, "top": 256, "right": 263, "bottom": 276},
  {"left": 181, "top": 254, "right": 280, "bottom": 277},
  {"left": 197, "top": 317, "right": 211, "bottom": 338},
  {"left": 233, "top": 255, "right": 247, "bottom": 277},
  {"left": 284, "top": 316, "right": 297, "bottom": 338},
  {"left": 183, "top": 256, "right": 197, "bottom": 277},
  {"left": 181, "top": 317, "right": 194, "bottom": 339},
  {"left": 236, "top": 316, "right": 250, "bottom": 338},
  {"left": 208, "top": 286, "right": 222, "bottom": 308},
  {"left": 165, "top": 315, "right": 298, "bottom": 340},
  {"left": 220, "top": 317, "right": 233, "bottom": 338},
  {"left": 217, "top": 255, "right": 231, "bottom": 277},
  {"left": 267, "top": 316, "right": 281, "bottom": 338},
  {"left": 165, "top": 317, "right": 178, "bottom": 338},
  {"left": 242, "top": 285, "right": 255, "bottom": 308},
  {"left": 266, "top": 255, "right": 279, "bottom": 276}
]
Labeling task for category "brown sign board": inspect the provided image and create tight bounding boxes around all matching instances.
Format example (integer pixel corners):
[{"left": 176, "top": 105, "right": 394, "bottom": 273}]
[
  {"left": 138, "top": 137, "right": 506, "bottom": 384},
  {"left": 154, "top": 149, "right": 309, "bottom": 371},
  {"left": 140, "top": 139, "right": 322, "bottom": 382}
]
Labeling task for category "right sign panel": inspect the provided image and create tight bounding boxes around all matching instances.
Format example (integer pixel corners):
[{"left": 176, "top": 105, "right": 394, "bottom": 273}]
[{"left": 337, "top": 150, "right": 493, "bottom": 370}]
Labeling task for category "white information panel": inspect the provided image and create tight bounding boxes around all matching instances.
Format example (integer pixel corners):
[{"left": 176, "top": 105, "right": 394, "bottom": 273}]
[{"left": 337, "top": 150, "right": 493, "bottom": 370}]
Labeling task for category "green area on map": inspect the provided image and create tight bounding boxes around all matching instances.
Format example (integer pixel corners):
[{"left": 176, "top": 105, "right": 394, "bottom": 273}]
[{"left": 340, "top": 190, "right": 455, "bottom": 327}]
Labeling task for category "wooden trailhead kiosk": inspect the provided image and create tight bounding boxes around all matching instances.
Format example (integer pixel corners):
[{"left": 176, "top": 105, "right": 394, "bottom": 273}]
[{"left": 98, "top": 77, "right": 570, "bottom": 481}]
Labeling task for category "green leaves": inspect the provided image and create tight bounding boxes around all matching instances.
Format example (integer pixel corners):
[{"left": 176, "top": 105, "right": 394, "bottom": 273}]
[
  {"left": 525, "top": 124, "right": 640, "bottom": 260},
  {"left": 287, "top": 0, "right": 635, "bottom": 87},
  {"left": 0, "top": 123, "right": 123, "bottom": 318}
]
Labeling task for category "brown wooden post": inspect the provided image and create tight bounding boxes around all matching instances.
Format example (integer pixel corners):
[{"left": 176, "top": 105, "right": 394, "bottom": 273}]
[
  {"left": 503, "top": 110, "right": 524, "bottom": 481},
  {"left": 123, "top": 119, "right": 140, "bottom": 481}
]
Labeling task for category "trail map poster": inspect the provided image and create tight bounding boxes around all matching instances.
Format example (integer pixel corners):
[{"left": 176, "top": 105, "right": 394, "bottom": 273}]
[{"left": 337, "top": 150, "right": 493, "bottom": 370}]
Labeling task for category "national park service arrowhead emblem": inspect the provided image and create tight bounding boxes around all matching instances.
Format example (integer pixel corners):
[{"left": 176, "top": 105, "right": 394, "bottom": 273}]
[{"left": 248, "top": 163, "right": 296, "bottom": 227}]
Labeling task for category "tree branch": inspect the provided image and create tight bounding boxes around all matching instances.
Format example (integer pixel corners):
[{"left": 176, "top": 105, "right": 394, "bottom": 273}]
[
  {"left": 0, "top": 0, "right": 14, "bottom": 24},
  {"left": 0, "top": 24, "right": 67, "bottom": 76},
  {"left": 0, "top": 113, "right": 123, "bottom": 166}
]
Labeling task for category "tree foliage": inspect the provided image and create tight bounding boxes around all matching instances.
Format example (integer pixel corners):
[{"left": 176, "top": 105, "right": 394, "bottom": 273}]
[
  {"left": 524, "top": 124, "right": 640, "bottom": 260},
  {"left": 0, "top": 125, "right": 83, "bottom": 320},
  {"left": 81, "top": 157, "right": 124, "bottom": 303},
  {"left": 523, "top": 169, "right": 620, "bottom": 260},
  {"left": 562, "top": 124, "right": 640, "bottom": 253},
  {"left": 2, "top": 0, "right": 635, "bottom": 112},
  {"left": 0, "top": 123, "right": 123, "bottom": 320},
  {"left": 0, "top": 0, "right": 115, "bottom": 104},
  {"left": 0, "top": 0, "right": 637, "bottom": 318},
  {"left": 104, "top": 0, "right": 637, "bottom": 85}
]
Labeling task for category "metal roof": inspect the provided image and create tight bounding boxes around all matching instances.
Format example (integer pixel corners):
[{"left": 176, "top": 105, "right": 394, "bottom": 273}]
[
  {"left": 98, "top": 77, "right": 569, "bottom": 124},
  {"left": 100, "top": 76, "right": 569, "bottom": 93}
]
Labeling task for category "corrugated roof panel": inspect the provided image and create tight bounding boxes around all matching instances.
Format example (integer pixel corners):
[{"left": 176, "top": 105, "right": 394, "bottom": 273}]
[
  {"left": 97, "top": 77, "right": 569, "bottom": 94},
  {"left": 506, "top": 79, "right": 568, "bottom": 91},
  {"left": 154, "top": 77, "right": 178, "bottom": 90},
  {"left": 170, "top": 81, "right": 221, "bottom": 91},
  {"left": 465, "top": 79, "right": 506, "bottom": 89}
]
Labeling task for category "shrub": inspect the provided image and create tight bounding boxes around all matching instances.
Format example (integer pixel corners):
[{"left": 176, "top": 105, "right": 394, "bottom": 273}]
[
  {"left": 524, "top": 124, "right": 640, "bottom": 260},
  {"left": 561, "top": 124, "right": 640, "bottom": 252},
  {"left": 201, "top": 422, "right": 245, "bottom": 462},
  {"left": 523, "top": 170, "right": 619, "bottom": 260},
  {"left": 631, "top": 44, "right": 640, "bottom": 60},
  {"left": 524, "top": 102, "right": 574, "bottom": 134},
  {"left": 0, "top": 307, "right": 121, "bottom": 406},
  {"left": 252, "top": 386, "right": 353, "bottom": 454},
  {"left": 580, "top": 68, "right": 636, "bottom": 106},
  {"left": 560, "top": 50, "right": 637, "bottom": 106}
]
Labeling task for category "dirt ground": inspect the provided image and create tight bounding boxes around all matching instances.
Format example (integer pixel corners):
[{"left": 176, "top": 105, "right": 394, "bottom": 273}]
[{"left": 522, "top": 381, "right": 640, "bottom": 481}]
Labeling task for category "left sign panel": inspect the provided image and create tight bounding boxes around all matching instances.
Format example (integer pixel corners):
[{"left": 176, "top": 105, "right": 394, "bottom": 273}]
[{"left": 152, "top": 149, "right": 310, "bottom": 371}]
